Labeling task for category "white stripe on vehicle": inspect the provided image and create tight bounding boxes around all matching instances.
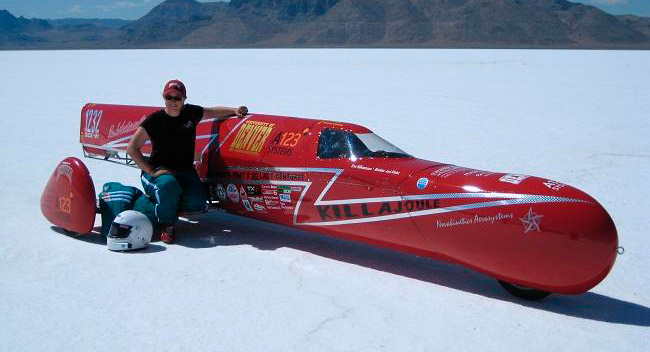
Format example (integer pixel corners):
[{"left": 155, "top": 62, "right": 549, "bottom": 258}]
[{"left": 222, "top": 166, "right": 589, "bottom": 227}]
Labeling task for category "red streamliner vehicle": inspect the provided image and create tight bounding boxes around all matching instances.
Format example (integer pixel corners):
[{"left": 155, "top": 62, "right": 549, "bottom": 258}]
[{"left": 41, "top": 103, "right": 619, "bottom": 300}]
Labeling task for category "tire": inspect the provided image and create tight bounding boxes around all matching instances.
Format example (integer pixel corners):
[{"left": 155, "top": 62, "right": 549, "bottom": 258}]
[{"left": 498, "top": 280, "right": 552, "bottom": 301}]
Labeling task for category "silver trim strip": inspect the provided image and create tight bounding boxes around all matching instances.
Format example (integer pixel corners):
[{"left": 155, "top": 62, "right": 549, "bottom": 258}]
[
  {"left": 402, "top": 192, "right": 531, "bottom": 200},
  {"left": 218, "top": 116, "right": 251, "bottom": 149},
  {"left": 198, "top": 133, "right": 219, "bottom": 162}
]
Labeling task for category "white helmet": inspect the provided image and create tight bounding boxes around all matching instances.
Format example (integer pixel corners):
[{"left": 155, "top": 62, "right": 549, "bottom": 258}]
[{"left": 107, "top": 210, "right": 153, "bottom": 251}]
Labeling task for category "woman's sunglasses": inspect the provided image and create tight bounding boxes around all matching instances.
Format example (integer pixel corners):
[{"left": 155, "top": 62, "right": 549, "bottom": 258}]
[{"left": 164, "top": 95, "right": 183, "bottom": 101}]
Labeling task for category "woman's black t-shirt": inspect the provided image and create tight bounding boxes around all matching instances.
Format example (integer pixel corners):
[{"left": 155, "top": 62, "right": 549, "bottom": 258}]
[{"left": 140, "top": 104, "right": 204, "bottom": 172}]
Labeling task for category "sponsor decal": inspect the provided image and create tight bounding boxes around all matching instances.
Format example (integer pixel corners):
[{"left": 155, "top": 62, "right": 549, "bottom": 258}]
[
  {"left": 266, "top": 131, "right": 302, "bottom": 156},
  {"left": 58, "top": 192, "right": 73, "bottom": 215},
  {"left": 373, "top": 167, "right": 400, "bottom": 175},
  {"left": 282, "top": 173, "right": 305, "bottom": 181},
  {"left": 227, "top": 171, "right": 305, "bottom": 182},
  {"left": 278, "top": 185, "right": 292, "bottom": 194},
  {"left": 430, "top": 165, "right": 469, "bottom": 178},
  {"left": 253, "top": 203, "right": 266, "bottom": 213},
  {"left": 463, "top": 170, "right": 494, "bottom": 177},
  {"left": 248, "top": 196, "right": 263, "bottom": 203},
  {"left": 264, "top": 199, "right": 280, "bottom": 206},
  {"left": 240, "top": 172, "right": 305, "bottom": 181},
  {"left": 499, "top": 174, "right": 530, "bottom": 185},
  {"left": 279, "top": 194, "right": 291, "bottom": 203},
  {"left": 281, "top": 205, "right": 294, "bottom": 210},
  {"left": 227, "top": 183, "right": 240, "bottom": 203},
  {"left": 436, "top": 213, "right": 514, "bottom": 228},
  {"left": 242, "top": 199, "right": 253, "bottom": 212},
  {"left": 216, "top": 184, "right": 226, "bottom": 201},
  {"left": 267, "top": 146, "right": 292, "bottom": 156},
  {"left": 543, "top": 180, "right": 566, "bottom": 191},
  {"left": 228, "top": 120, "right": 275, "bottom": 155},
  {"left": 245, "top": 185, "right": 261, "bottom": 196},
  {"left": 83, "top": 109, "right": 103, "bottom": 139},
  {"left": 316, "top": 120, "right": 344, "bottom": 127},
  {"left": 436, "top": 217, "right": 473, "bottom": 228},
  {"left": 266, "top": 205, "right": 281, "bottom": 210},
  {"left": 107, "top": 120, "right": 140, "bottom": 138},
  {"left": 317, "top": 199, "right": 440, "bottom": 221},
  {"left": 430, "top": 166, "right": 493, "bottom": 179},
  {"left": 352, "top": 164, "right": 373, "bottom": 171},
  {"left": 520, "top": 208, "right": 543, "bottom": 233},
  {"left": 56, "top": 163, "right": 73, "bottom": 183},
  {"left": 239, "top": 185, "right": 248, "bottom": 200},
  {"left": 262, "top": 184, "right": 278, "bottom": 190},
  {"left": 351, "top": 164, "right": 400, "bottom": 175},
  {"left": 263, "top": 190, "right": 278, "bottom": 196},
  {"left": 290, "top": 186, "right": 302, "bottom": 192},
  {"left": 416, "top": 177, "right": 429, "bottom": 189}
]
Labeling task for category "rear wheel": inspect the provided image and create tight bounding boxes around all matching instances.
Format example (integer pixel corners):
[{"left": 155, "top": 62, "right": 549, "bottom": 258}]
[{"left": 498, "top": 280, "right": 552, "bottom": 301}]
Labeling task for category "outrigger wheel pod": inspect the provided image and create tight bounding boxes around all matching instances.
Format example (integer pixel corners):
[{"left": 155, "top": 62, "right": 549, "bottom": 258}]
[{"left": 41, "top": 157, "right": 96, "bottom": 234}]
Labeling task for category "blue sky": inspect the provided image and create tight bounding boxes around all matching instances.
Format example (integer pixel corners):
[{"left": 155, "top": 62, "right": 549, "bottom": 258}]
[
  {"left": 0, "top": 0, "right": 219, "bottom": 19},
  {"left": 0, "top": 0, "right": 648, "bottom": 20}
]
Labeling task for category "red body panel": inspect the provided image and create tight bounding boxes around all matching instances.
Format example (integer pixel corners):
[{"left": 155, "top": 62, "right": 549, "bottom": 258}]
[
  {"left": 75, "top": 103, "right": 618, "bottom": 294},
  {"left": 41, "top": 157, "right": 96, "bottom": 234}
]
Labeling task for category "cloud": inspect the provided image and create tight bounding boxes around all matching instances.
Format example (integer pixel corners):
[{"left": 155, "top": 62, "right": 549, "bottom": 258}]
[
  {"left": 96, "top": 1, "right": 155, "bottom": 12},
  {"left": 114, "top": 2, "right": 139, "bottom": 8},
  {"left": 588, "top": 0, "right": 629, "bottom": 5},
  {"left": 67, "top": 4, "right": 85, "bottom": 15}
]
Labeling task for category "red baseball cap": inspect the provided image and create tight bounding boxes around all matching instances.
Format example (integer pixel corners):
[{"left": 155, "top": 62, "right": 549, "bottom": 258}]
[{"left": 163, "top": 79, "right": 186, "bottom": 98}]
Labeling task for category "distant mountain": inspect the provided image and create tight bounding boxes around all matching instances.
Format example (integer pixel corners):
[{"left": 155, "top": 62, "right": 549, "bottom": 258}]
[
  {"left": 48, "top": 18, "right": 131, "bottom": 29},
  {"left": 0, "top": 9, "right": 50, "bottom": 46},
  {"left": 0, "top": 9, "right": 51, "bottom": 32},
  {"left": 118, "top": 0, "right": 225, "bottom": 45},
  {"left": 0, "top": 9, "right": 135, "bottom": 48},
  {"left": 2, "top": 0, "right": 649, "bottom": 49},
  {"left": 616, "top": 14, "right": 650, "bottom": 37}
]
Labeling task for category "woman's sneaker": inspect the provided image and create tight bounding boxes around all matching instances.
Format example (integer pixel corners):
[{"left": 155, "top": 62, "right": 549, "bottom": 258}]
[{"left": 160, "top": 225, "right": 175, "bottom": 244}]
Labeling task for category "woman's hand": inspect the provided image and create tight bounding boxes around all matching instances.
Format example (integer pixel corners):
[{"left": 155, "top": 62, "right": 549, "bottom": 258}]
[
  {"left": 151, "top": 168, "right": 172, "bottom": 178},
  {"left": 236, "top": 106, "right": 248, "bottom": 117}
]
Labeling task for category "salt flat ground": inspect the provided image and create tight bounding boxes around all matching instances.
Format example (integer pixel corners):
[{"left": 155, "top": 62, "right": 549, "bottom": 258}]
[{"left": 0, "top": 49, "right": 648, "bottom": 351}]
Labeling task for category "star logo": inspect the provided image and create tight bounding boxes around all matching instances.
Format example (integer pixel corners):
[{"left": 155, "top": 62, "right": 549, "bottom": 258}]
[{"left": 520, "top": 207, "right": 544, "bottom": 234}]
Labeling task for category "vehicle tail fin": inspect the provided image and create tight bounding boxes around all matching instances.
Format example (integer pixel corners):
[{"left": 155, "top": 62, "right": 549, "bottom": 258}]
[
  {"left": 41, "top": 157, "right": 97, "bottom": 234},
  {"left": 80, "top": 103, "right": 158, "bottom": 168}
]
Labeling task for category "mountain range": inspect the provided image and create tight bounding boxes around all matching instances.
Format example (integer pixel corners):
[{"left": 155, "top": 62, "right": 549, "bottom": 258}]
[{"left": 2, "top": 0, "right": 650, "bottom": 49}]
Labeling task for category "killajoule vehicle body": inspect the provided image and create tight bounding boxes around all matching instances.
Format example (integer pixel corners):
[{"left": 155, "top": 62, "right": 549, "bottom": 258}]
[{"left": 42, "top": 103, "right": 618, "bottom": 299}]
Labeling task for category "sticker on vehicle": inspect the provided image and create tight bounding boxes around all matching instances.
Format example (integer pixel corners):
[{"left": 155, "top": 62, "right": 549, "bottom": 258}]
[
  {"left": 243, "top": 199, "right": 253, "bottom": 212},
  {"left": 253, "top": 203, "right": 266, "bottom": 213},
  {"left": 227, "top": 183, "right": 240, "bottom": 203},
  {"left": 499, "top": 174, "right": 529, "bottom": 185},
  {"left": 216, "top": 184, "right": 226, "bottom": 201}
]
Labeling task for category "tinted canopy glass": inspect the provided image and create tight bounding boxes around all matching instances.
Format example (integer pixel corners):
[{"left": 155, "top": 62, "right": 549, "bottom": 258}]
[{"left": 317, "top": 129, "right": 411, "bottom": 159}]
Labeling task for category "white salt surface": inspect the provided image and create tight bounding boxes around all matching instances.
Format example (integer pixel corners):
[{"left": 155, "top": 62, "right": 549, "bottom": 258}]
[{"left": 0, "top": 49, "right": 648, "bottom": 351}]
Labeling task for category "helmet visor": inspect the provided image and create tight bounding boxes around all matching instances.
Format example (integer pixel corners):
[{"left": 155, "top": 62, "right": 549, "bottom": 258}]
[{"left": 109, "top": 223, "right": 132, "bottom": 239}]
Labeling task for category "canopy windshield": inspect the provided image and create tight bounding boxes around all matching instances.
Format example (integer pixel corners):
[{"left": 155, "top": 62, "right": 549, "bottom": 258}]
[{"left": 317, "top": 129, "right": 411, "bottom": 159}]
